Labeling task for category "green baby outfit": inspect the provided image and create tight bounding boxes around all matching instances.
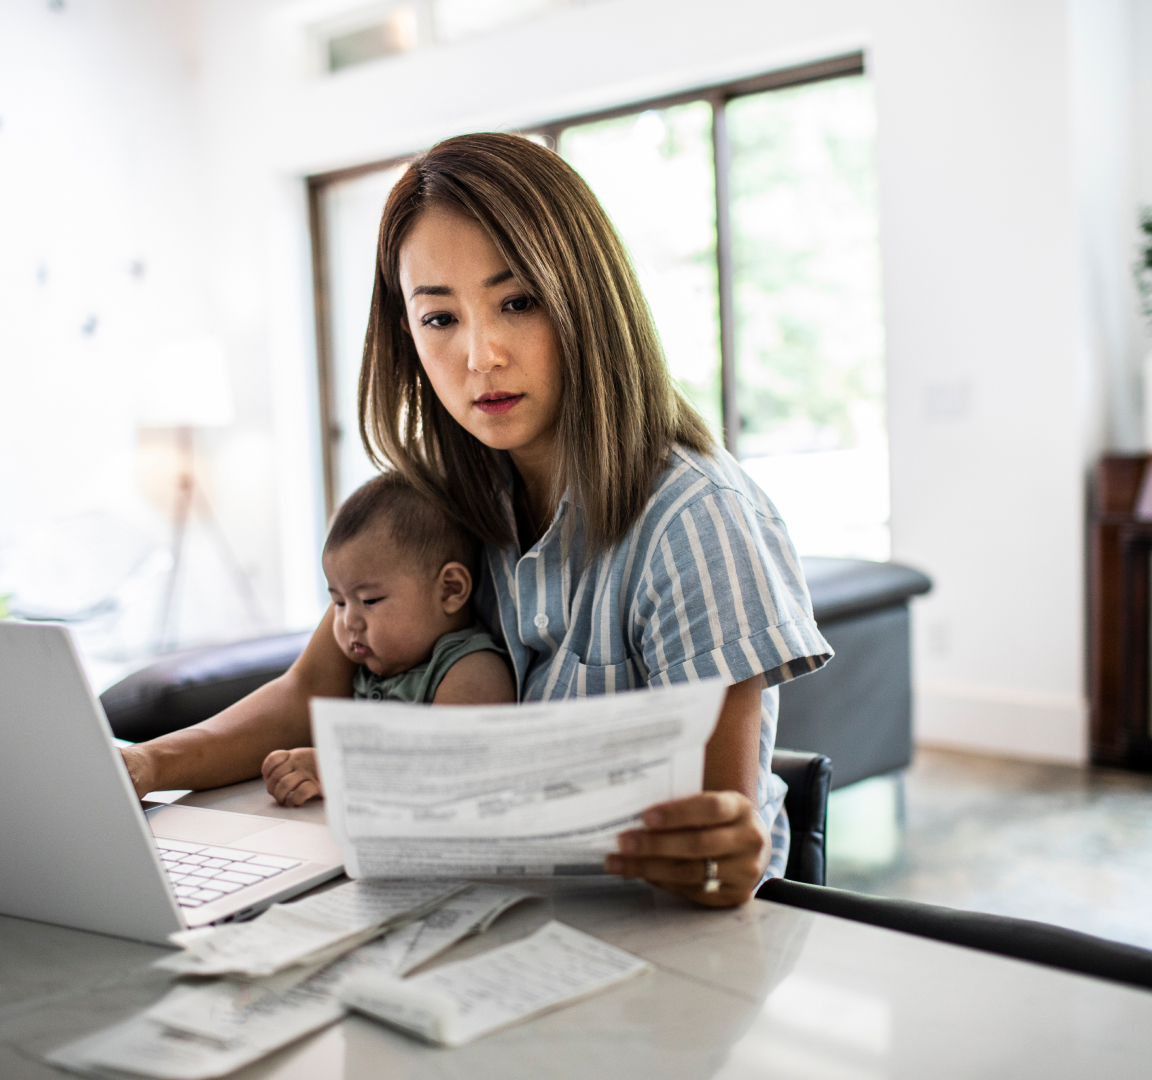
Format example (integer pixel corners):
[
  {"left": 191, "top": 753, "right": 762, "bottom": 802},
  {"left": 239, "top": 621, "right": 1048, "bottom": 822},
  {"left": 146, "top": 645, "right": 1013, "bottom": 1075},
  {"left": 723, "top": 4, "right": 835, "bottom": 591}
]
[{"left": 351, "top": 623, "right": 506, "bottom": 703}]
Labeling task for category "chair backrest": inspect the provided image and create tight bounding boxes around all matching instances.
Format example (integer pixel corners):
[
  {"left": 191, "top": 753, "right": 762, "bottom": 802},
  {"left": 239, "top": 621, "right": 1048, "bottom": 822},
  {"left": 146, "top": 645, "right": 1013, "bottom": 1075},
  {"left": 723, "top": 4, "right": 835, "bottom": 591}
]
[
  {"left": 758, "top": 879, "right": 1152, "bottom": 993},
  {"left": 770, "top": 749, "right": 833, "bottom": 885}
]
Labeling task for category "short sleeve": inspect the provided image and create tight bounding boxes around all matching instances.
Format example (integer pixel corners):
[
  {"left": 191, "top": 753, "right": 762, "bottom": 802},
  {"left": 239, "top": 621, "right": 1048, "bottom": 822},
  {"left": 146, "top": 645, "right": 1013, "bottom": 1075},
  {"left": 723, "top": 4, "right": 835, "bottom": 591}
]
[{"left": 632, "top": 486, "right": 831, "bottom": 689}]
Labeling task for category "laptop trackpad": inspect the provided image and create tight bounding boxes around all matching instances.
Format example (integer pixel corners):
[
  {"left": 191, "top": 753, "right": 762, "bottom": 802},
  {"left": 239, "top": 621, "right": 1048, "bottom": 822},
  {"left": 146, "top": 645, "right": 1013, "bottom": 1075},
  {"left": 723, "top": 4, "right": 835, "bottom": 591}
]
[{"left": 146, "top": 804, "right": 281, "bottom": 845}]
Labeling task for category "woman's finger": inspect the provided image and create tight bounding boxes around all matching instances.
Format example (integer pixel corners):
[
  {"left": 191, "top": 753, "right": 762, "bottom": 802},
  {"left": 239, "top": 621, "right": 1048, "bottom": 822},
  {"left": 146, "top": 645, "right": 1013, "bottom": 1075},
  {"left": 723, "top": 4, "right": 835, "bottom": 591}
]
[
  {"left": 641, "top": 791, "right": 751, "bottom": 831},
  {"left": 655, "top": 879, "right": 743, "bottom": 908},
  {"left": 607, "top": 853, "right": 759, "bottom": 886},
  {"left": 616, "top": 822, "right": 760, "bottom": 861}
]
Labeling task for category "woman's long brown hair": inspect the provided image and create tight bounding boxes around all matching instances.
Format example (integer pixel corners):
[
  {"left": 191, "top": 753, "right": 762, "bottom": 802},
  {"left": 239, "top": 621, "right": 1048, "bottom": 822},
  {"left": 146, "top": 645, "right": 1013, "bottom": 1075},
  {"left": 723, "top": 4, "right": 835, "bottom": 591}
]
[{"left": 359, "top": 132, "right": 713, "bottom": 554}]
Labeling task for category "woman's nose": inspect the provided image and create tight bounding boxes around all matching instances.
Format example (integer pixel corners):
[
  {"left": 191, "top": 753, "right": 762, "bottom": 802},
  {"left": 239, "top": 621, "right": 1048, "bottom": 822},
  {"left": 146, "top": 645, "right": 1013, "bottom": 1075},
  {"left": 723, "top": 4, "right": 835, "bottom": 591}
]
[{"left": 467, "top": 322, "right": 510, "bottom": 374}]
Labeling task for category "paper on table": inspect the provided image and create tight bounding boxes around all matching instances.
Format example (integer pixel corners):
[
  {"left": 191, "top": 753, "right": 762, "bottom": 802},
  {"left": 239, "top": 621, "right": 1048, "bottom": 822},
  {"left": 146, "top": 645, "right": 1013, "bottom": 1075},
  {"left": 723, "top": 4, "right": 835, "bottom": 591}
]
[
  {"left": 142, "top": 955, "right": 356, "bottom": 1049},
  {"left": 340, "top": 920, "right": 651, "bottom": 1047},
  {"left": 46, "top": 886, "right": 538, "bottom": 1079},
  {"left": 151, "top": 884, "right": 535, "bottom": 1045},
  {"left": 340, "top": 883, "right": 535, "bottom": 979},
  {"left": 155, "top": 879, "right": 467, "bottom": 977},
  {"left": 45, "top": 995, "right": 341, "bottom": 1080},
  {"left": 313, "top": 679, "right": 727, "bottom": 878}
]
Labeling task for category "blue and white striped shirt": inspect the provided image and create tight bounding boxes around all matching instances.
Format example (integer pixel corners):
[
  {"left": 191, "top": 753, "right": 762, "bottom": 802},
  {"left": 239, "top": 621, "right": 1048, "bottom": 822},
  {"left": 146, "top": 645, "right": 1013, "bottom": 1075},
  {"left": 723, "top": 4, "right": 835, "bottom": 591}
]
[{"left": 474, "top": 443, "right": 832, "bottom": 879}]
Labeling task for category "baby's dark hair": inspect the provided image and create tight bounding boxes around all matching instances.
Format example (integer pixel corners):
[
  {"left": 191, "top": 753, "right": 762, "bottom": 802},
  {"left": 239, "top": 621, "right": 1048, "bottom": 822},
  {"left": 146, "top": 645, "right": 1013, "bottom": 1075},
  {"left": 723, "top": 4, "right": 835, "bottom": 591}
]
[{"left": 324, "top": 472, "right": 478, "bottom": 576}]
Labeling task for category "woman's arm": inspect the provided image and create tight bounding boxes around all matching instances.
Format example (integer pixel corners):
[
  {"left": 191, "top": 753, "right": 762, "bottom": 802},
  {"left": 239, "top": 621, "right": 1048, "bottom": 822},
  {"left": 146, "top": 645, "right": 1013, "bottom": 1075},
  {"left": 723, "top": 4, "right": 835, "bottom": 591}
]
[
  {"left": 120, "top": 606, "right": 355, "bottom": 798},
  {"left": 605, "top": 674, "right": 769, "bottom": 907}
]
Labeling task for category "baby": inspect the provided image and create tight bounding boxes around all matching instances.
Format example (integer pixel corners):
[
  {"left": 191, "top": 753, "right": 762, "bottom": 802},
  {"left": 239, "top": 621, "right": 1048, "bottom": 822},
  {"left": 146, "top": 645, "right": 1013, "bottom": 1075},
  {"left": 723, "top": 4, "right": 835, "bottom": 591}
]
[{"left": 262, "top": 472, "right": 515, "bottom": 805}]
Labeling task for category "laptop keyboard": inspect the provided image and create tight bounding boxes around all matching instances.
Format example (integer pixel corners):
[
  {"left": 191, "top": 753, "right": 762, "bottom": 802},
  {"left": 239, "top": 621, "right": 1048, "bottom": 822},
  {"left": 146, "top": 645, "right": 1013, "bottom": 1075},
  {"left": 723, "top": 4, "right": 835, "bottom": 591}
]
[{"left": 155, "top": 839, "right": 301, "bottom": 909}]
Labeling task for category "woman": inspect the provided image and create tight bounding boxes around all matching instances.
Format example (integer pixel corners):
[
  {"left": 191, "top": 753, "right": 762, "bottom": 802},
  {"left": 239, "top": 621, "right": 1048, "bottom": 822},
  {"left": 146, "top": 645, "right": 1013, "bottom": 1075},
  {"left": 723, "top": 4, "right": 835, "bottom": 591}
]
[{"left": 122, "top": 133, "right": 830, "bottom": 907}]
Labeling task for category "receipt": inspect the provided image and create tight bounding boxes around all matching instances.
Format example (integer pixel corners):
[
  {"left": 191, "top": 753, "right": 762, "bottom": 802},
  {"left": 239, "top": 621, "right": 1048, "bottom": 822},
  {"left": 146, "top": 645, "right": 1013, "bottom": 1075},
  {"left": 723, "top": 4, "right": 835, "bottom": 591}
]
[
  {"left": 45, "top": 999, "right": 340, "bottom": 1080},
  {"left": 155, "top": 879, "right": 467, "bottom": 977},
  {"left": 340, "top": 920, "right": 651, "bottom": 1047},
  {"left": 313, "top": 679, "right": 726, "bottom": 878},
  {"left": 143, "top": 973, "right": 344, "bottom": 1050},
  {"left": 339, "top": 883, "right": 535, "bottom": 979},
  {"left": 47, "top": 885, "right": 537, "bottom": 1078}
]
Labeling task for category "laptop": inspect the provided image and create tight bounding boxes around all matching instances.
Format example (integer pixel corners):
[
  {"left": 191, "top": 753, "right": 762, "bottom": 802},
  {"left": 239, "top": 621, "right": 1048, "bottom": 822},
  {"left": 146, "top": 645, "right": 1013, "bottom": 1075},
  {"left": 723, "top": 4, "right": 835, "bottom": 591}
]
[{"left": 0, "top": 622, "right": 344, "bottom": 945}]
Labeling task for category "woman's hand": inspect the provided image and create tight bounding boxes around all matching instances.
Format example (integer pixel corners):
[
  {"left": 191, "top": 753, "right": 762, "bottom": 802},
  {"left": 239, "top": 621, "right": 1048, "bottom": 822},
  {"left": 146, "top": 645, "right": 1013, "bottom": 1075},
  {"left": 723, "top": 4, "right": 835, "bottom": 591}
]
[
  {"left": 262, "top": 748, "right": 324, "bottom": 807},
  {"left": 120, "top": 744, "right": 159, "bottom": 800},
  {"left": 605, "top": 791, "right": 769, "bottom": 907}
]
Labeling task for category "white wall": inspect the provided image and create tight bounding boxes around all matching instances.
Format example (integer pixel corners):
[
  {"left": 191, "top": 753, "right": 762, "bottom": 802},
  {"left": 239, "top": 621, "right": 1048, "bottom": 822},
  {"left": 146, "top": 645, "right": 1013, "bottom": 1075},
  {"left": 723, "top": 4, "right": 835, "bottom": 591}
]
[
  {"left": 877, "top": 0, "right": 1086, "bottom": 762},
  {"left": 0, "top": 0, "right": 294, "bottom": 686}
]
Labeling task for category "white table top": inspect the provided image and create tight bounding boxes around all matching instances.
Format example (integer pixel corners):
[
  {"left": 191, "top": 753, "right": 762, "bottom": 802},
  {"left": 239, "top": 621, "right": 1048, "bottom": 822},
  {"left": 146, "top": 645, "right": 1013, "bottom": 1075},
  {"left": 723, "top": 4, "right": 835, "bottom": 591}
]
[{"left": 3, "top": 779, "right": 1151, "bottom": 1079}]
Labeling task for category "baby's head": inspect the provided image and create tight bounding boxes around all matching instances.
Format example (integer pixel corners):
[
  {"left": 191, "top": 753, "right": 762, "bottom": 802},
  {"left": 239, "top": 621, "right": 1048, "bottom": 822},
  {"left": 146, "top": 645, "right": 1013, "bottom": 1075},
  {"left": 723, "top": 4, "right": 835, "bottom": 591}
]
[{"left": 322, "top": 473, "right": 477, "bottom": 678}]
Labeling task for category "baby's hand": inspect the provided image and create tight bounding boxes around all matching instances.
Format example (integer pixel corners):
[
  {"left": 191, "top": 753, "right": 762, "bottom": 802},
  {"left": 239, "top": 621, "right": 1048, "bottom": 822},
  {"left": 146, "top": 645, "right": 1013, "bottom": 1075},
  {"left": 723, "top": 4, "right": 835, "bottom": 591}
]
[{"left": 262, "top": 748, "right": 323, "bottom": 807}]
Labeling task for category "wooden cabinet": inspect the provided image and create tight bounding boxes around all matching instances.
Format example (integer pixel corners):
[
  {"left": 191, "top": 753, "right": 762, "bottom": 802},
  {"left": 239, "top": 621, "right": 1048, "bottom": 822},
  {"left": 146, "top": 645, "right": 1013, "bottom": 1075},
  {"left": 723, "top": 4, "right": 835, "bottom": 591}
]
[{"left": 1090, "top": 455, "right": 1152, "bottom": 768}]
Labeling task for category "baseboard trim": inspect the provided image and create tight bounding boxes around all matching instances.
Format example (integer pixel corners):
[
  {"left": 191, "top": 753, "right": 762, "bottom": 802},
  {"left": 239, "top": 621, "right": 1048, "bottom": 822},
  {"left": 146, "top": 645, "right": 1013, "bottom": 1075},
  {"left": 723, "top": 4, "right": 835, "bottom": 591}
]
[{"left": 914, "top": 682, "right": 1087, "bottom": 765}]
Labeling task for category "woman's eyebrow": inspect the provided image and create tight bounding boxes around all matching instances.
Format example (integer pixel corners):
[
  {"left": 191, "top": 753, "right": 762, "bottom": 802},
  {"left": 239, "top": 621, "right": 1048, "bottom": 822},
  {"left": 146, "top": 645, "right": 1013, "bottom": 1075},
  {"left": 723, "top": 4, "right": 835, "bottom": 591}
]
[{"left": 409, "top": 270, "right": 513, "bottom": 300}]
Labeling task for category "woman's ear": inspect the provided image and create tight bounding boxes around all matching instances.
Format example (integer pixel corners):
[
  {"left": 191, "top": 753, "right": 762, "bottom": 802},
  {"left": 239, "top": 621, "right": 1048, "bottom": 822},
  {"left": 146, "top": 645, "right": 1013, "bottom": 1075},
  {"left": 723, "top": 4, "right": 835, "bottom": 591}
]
[{"left": 438, "top": 562, "right": 473, "bottom": 614}]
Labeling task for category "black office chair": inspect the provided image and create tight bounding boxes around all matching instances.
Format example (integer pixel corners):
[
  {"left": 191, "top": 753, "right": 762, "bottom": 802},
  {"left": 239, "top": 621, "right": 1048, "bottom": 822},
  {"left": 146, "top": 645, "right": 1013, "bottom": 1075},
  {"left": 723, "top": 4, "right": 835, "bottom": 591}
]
[
  {"left": 770, "top": 749, "right": 832, "bottom": 886},
  {"left": 758, "top": 878, "right": 1152, "bottom": 993}
]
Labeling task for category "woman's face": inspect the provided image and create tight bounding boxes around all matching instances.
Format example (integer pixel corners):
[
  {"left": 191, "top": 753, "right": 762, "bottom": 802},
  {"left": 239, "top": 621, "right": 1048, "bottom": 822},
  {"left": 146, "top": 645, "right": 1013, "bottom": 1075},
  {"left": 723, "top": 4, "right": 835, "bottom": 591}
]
[{"left": 398, "top": 207, "right": 563, "bottom": 468}]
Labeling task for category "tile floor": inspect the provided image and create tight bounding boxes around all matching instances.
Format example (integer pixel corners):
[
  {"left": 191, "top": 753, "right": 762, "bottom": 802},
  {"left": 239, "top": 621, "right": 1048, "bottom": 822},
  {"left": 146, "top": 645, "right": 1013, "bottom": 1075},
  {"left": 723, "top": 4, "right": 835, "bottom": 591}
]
[{"left": 824, "top": 747, "right": 1152, "bottom": 950}]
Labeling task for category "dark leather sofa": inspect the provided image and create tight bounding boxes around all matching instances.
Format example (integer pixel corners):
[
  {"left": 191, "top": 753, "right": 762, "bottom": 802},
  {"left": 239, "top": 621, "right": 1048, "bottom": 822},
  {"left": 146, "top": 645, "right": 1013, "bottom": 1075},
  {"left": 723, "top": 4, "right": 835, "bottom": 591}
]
[
  {"left": 101, "top": 557, "right": 930, "bottom": 760},
  {"left": 100, "top": 556, "right": 929, "bottom": 887},
  {"left": 779, "top": 557, "right": 931, "bottom": 788}
]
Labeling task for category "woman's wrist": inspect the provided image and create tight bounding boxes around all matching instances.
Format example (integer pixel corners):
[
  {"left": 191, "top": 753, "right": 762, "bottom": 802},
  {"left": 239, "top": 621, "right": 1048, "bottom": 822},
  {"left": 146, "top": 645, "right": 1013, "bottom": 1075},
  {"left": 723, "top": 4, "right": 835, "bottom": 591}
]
[{"left": 120, "top": 743, "right": 160, "bottom": 799}]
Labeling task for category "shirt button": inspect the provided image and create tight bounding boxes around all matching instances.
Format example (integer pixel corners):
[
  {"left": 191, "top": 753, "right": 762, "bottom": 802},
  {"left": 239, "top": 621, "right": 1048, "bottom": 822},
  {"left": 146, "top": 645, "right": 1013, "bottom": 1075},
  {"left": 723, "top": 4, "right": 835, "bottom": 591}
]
[{"left": 533, "top": 614, "right": 549, "bottom": 630}]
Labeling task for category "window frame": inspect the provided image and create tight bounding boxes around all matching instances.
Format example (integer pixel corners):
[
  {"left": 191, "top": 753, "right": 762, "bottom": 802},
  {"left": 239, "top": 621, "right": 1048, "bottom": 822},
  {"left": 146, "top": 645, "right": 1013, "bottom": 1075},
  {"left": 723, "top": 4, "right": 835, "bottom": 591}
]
[{"left": 307, "top": 51, "right": 865, "bottom": 518}]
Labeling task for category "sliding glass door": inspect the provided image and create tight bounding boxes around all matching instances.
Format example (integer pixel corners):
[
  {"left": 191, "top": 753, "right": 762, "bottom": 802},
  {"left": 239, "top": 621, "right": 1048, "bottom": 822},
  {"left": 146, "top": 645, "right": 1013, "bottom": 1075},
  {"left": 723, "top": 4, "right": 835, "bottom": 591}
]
[{"left": 311, "top": 55, "right": 888, "bottom": 557}]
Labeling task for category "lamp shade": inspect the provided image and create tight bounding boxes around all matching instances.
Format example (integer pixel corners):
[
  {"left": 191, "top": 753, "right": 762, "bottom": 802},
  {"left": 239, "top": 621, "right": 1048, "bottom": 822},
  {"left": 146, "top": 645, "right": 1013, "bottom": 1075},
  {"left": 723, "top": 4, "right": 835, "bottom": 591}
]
[{"left": 137, "top": 337, "right": 235, "bottom": 428}]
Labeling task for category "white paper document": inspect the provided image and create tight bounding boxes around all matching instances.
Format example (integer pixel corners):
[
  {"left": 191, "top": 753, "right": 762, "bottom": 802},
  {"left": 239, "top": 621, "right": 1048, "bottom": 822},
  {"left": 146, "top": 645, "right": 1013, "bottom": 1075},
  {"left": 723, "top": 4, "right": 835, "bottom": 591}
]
[
  {"left": 343, "top": 883, "right": 535, "bottom": 978},
  {"left": 46, "top": 884, "right": 536, "bottom": 1079},
  {"left": 340, "top": 920, "right": 651, "bottom": 1047},
  {"left": 46, "top": 977, "right": 345, "bottom": 1080},
  {"left": 154, "top": 879, "right": 466, "bottom": 977},
  {"left": 312, "top": 679, "right": 727, "bottom": 878}
]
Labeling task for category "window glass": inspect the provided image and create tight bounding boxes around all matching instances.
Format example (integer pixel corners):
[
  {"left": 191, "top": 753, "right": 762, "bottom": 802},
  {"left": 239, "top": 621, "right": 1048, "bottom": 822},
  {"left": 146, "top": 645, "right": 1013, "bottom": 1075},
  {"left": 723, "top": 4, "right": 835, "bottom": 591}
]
[
  {"left": 559, "top": 103, "right": 723, "bottom": 438},
  {"left": 727, "top": 75, "right": 889, "bottom": 558},
  {"left": 321, "top": 163, "right": 406, "bottom": 506}
]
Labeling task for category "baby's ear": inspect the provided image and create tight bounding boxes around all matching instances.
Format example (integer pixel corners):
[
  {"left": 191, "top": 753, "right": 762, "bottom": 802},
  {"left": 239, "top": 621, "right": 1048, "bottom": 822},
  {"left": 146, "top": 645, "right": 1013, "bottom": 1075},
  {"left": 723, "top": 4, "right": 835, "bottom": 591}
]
[{"left": 438, "top": 562, "right": 472, "bottom": 614}]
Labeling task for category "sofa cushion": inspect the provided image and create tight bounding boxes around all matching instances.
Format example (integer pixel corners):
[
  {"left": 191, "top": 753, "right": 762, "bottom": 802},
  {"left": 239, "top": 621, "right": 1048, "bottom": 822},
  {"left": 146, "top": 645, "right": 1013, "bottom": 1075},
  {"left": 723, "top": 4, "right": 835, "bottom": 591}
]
[
  {"left": 801, "top": 557, "right": 931, "bottom": 624},
  {"left": 100, "top": 632, "right": 311, "bottom": 743}
]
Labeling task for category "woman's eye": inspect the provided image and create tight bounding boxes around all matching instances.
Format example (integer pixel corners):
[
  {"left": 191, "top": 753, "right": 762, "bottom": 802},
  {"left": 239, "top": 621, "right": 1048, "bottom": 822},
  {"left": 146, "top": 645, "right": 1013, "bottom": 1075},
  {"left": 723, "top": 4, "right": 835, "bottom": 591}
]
[
  {"left": 363, "top": 596, "right": 385, "bottom": 606},
  {"left": 504, "top": 295, "right": 534, "bottom": 314},
  {"left": 421, "top": 312, "right": 454, "bottom": 329},
  {"left": 333, "top": 600, "right": 345, "bottom": 608}
]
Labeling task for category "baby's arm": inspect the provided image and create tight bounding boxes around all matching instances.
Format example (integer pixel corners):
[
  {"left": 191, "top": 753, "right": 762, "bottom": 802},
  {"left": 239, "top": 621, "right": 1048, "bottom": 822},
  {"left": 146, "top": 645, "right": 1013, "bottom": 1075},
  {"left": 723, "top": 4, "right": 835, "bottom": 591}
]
[
  {"left": 262, "top": 652, "right": 512, "bottom": 805},
  {"left": 262, "top": 747, "right": 322, "bottom": 806},
  {"left": 433, "top": 650, "right": 516, "bottom": 705}
]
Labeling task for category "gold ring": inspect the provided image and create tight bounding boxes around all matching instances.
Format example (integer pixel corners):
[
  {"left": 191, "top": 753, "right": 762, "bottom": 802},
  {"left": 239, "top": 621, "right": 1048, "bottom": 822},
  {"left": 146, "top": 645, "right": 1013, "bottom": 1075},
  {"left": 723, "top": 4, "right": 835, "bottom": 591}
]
[{"left": 703, "top": 857, "right": 721, "bottom": 893}]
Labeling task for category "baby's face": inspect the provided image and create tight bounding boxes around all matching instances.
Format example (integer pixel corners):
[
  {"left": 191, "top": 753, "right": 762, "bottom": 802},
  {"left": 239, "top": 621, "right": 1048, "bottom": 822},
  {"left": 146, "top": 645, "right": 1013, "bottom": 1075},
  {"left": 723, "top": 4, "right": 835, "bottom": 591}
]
[{"left": 323, "top": 526, "right": 457, "bottom": 678}]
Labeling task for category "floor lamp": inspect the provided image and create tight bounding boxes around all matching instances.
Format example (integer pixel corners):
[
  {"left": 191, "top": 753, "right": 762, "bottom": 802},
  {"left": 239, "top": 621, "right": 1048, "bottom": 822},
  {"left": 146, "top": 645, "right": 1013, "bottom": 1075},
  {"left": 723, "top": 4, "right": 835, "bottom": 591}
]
[{"left": 138, "top": 338, "right": 265, "bottom": 652}]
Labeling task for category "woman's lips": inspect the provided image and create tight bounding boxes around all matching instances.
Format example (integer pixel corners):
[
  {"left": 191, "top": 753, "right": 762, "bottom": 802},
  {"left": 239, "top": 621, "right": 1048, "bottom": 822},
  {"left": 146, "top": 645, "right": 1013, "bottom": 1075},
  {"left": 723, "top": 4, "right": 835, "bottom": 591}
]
[{"left": 474, "top": 393, "right": 524, "bottom": 416}]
